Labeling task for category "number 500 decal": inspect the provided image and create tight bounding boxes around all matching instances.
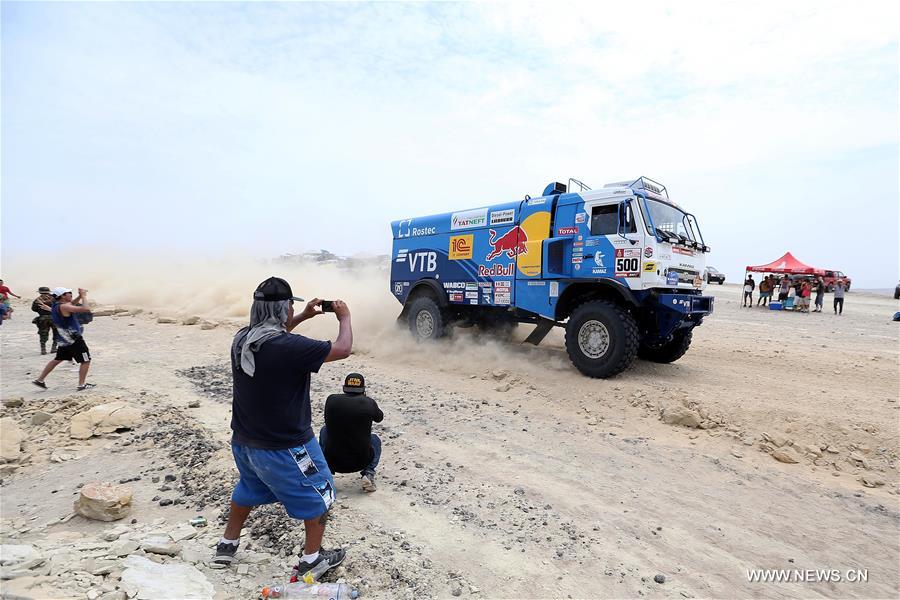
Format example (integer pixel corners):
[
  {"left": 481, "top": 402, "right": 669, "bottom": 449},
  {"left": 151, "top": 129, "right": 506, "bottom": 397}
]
[{"left": 615, "top": 249, "right": 641, "bottom": 277}]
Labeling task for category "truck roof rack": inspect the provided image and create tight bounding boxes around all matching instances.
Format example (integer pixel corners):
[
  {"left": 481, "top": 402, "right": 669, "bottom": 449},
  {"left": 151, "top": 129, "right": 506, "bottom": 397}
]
[{"left": 603, "top": 176, "right": 668, "bottom": 200}]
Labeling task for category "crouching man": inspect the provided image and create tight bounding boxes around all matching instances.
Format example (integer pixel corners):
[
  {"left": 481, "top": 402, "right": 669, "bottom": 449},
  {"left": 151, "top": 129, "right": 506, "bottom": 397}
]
[
  {"left": 211, "top": 277, "right": 352, "bottom": 581},
  {"left": 319, "top": 373, "right": 384, "bottom": 492}
]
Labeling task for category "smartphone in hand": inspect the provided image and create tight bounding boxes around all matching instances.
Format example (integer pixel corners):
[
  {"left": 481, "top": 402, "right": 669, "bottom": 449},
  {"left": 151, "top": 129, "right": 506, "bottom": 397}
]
[{"left": 320, "top": 300, "right": 334, "bottom": 312}]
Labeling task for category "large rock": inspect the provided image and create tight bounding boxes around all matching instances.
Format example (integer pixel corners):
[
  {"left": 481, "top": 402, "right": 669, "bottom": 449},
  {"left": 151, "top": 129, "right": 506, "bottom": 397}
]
[
  {"left": 70, "top": 402, "right": 142, "bottom": 439},
  {"left": 121, "top": 555, "right": 214, "bottom": 600},
  {"left": 0, "top": 544, "right": 39, "bottom": 567},
  {"left": 0, "top": 575, "right": 78, "bottom": 599},
  {"left": 74, "top": 482, "right": 133, "bottom": 521},
  {"left": 660, "top": 404, "right": 702, "bottom": 428},
  {"left": 0, "top": 418, "right": 25, "bottom": 461}
]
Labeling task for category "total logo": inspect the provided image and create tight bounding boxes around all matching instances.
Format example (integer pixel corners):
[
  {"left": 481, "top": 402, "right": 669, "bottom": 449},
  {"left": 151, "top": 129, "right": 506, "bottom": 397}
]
[{"left": 486, "top": 227, "right": 528, "bottom": 261}]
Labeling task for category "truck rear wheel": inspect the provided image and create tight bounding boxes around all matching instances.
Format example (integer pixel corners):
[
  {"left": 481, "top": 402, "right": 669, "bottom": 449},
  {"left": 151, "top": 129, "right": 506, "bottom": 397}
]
[
  {"left": 638, "top": 330, "right": 693, "bottom": 363},
  {"left": 564, "top": 300, "right": 639, "bottom": 378},
  {"left": 407, "top": 296, "right": 451, "bottom": 341}
]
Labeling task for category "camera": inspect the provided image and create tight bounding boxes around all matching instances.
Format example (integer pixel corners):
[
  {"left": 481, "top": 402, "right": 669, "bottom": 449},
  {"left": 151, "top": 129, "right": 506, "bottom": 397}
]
[{"left": 320, "top": 300, "right": 334, "bottom": 312}]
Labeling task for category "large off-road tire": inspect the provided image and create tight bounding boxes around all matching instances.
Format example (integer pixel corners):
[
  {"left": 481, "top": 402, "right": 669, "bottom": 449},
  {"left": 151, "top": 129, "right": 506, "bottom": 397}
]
[
  {"left": 564, "top": 300, "right": 639, "bottom": 378},
  {"left": 406, "top": 296, "right": 452, "bottom": 341},
  {"left": 638, "top": 330, "right": 693, "bottom": 364}
]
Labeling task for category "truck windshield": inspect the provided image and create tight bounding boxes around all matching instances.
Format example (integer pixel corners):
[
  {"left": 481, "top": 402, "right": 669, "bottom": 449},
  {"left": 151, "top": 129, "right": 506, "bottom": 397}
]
[{"left": 643, "top": 198, "right": 696, "bottom": 242}]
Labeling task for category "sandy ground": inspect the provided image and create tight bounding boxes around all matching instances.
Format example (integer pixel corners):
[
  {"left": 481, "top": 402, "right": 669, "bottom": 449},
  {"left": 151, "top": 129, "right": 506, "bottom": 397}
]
[{"left": 1, "top": 282, "right": 899, "bottom": 599}]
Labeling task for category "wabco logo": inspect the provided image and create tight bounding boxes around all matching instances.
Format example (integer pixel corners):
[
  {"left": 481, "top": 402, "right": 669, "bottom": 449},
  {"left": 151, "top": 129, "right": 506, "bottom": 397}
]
[
  {"left": 404, "top": 251, "right": 437, "bottom": 272},
  {"left": 449, "top": 235, "right": 473, "bottom": 260}
]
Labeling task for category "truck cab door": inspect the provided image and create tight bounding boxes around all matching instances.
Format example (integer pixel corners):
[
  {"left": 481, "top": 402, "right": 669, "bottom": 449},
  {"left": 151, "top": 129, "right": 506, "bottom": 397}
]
[{"left": 581, "top": 199, "right": 642, "bottom": 283}]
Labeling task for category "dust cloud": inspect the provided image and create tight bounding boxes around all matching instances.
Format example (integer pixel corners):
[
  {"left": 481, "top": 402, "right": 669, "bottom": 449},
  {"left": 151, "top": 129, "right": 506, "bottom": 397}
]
[{"left": 3, "top": 250, "right": 574, "bottom": 378}]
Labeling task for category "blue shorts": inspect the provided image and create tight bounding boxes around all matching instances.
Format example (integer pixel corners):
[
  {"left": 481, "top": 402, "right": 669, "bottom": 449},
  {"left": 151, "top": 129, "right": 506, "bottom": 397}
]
[{"left": 231, "top": 441, "right": 335, "bottom": 520}]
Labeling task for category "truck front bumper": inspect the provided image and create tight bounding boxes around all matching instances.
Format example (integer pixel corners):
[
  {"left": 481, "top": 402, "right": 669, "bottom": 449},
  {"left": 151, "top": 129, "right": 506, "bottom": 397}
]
[{"left": 657, "top": 293, "right": 714, "bottom": 316}]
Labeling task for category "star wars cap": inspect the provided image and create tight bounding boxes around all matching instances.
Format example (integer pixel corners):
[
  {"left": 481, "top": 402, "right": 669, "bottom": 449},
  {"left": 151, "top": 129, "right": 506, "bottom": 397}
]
[
  {"left": 343, "top": 373, "right": 365, "bottom": 394},
  {"left": 51, "top": 287, "right": 72, "bottom": 297},
  {"left": 253, "top": 277, "right": 304, "bottom": 302}
]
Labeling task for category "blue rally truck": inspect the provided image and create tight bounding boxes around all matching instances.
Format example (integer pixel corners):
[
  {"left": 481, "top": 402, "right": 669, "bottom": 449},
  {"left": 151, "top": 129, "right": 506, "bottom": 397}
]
[{"left": 390, "top": 177, "right": 714, "bottom": 378}]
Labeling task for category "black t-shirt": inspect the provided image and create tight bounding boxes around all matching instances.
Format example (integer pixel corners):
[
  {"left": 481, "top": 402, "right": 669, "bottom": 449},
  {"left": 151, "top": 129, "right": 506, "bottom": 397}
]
[
  {"left": 322, "top": 393, "right": 384, "bottom": 473},
  {"left": 231, "top": 332, "right": 331, "bottom": 450}
]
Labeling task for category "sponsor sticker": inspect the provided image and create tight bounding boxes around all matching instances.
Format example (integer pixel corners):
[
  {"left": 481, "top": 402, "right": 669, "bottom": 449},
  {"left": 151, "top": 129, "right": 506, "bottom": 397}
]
[
  {"left": 393, "top": 282, "right": 403, "bottom": 295},
  {"left": 449, "top": 292, "right": 463, "bottom": 302},
  {"left": 527, "top": 281, "right": 546, "bottom": 286},
  {"left": 526, "top": 197, "right": 546, "bottom": 206},
  {"left": 592, "top": 267, "right": 607, "bottom": 275},
  {"left": 644, "top": 246, "right": 653, "bottom": 258},
  {"left": 557, "top": 226, "right": 579, "bottom": 236},
  {"left": 494, "top": 292, "right": 511, "bottom": 305},
  {"left": 442, "top": 282, "right": 466, "bottom": 290},
  {"left": 574, "top": 264, "right": 581, "bottom": 270},
  {"left": 464, "top": 291, "right": 478, "bottom": 299},
  {"left": 673, "top": 246, "right": 694, "bottom": 256},
  {"left": 451, "top": 208, "right": 488, "bottom": 231},
  {"left": 693, "top": 275, "right": 703, "bottom": 288},
  {"left": 585, "top": 239, "right": 599, "bottom": 247},
  {"left": 477, "top": 281, "right": 492, "bottom": 288},
  {"left": 489, "top": 209, "right": 515, "bottom": 226},
  {"left": 549, "top": 282, "right": 559, "bottom": 297},
  {"left": 469, "top": 298, "right": 478, "bottom": 305},
  {"left": 643, "top": 261, "right": 657, "bottom": 272},
  {"left": 594, "top": 251, "right": 606, "bottom": 267},
  {"left": 449, "top": 235, "right": 474, "bottom": 260},
  {"left": 575, "top": 212, "right": 587, "bottom": 224},
  {"left": 666, "top": 271, "right": 679, "bottom": 286},
  {"left": 465, "top": 282, "right": 477, "bottom": 290},
  {"left": 573, "top": 241, "right": 584, "bottom": 247},
  {"left": 478, "top": 264, "right": 514, "bottom": 277},
  {"left": 572, "top": 256, "right": 583, "bottom": 264},
  {"left": 494, "top": 281, "right": 511, "bottom": 288},
  {"left": 614, "top": 248, "right": 641, "bottom": 278},
  {"left": 396, "top": 219, "right": 436, "bottom": 238}
]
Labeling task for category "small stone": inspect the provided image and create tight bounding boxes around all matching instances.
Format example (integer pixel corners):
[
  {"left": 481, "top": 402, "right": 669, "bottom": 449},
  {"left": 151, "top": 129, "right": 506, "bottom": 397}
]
[
  {"left": 2, "top": 397, "right": 24, "bottom": 408},
  {"left": 495, "top": 383, "right": 511, "bottom": 393},
  {"left": 514, "top": 486, "right": 525, "bottom": 496},
  {"left": 236, "top": 564, "right": 249, "bottom": 575},
  {"left": 142, "top": 542, "right": 181, "bottom": 556},
  {"left": 654, "top": 574, "right": 666, "bottom": 584},
  {"left": 164, "top": 474, "right": 177, "bottom": 482},
  {"left": 181, "top": 316, "right": 201, "bottom": 326},
  {"left": 452, "top": 586, "right": 463, "bottom": 596},
  {"left": 0, "top": 418, "right": 25, "bottom": 461},
  {"left": 187, "top": 400, "right": 201, "bottom": 409},
  {"left": 157, "top": 317, "right": 177, "bottom": 324},
  {"left": 771, "top": 449, "right": 799, "bottom": 464},
  {"left": 31, "top": 412, "right": 53, "bottom": 426},
  {"left": 159, "top": 499, "right": 173, "bottom": 507}
]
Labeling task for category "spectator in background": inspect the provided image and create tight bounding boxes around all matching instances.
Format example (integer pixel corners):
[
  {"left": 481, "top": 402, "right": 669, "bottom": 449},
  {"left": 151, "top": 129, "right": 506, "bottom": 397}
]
[
  {"left": 778, "top": 275, "right": 791, "bottom": 302},
  {"left": 799, "top": 280, "right": 811, "bottom": 313},
  {"left": 833, "top": 278, "right": 846, "bottom": 315},
  {"left": 757, "top": 276, "right": 772, "bottom": 307},
  {"left": 31, "top": 286, "right": 58, "bottom": 355},
  {"left": 742, "top": 274, "right": 755, "bottom": 307},
  {"left": 813, "top": 277, "right": 825, "bottom": 312},
  {"left": 0, "top": 279, "right": 20, "bottom": 322}
]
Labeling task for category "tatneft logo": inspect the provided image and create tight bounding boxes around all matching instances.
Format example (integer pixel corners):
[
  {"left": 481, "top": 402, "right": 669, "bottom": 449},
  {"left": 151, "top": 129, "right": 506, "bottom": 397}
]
[
  {"left": 451, "top": 208, "right": 488, "bottom": 230},
  {"left": 449, "top": 235, "right": 473, "bottom": 260}
]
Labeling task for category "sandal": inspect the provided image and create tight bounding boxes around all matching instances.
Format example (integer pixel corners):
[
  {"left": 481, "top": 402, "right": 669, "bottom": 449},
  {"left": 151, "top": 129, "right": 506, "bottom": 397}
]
[
  {"left": 32, "top": 380, "right": 47, "bottom": 389},
  {"left": 76, "top": 383, "right": 96, "bottom": 391}
]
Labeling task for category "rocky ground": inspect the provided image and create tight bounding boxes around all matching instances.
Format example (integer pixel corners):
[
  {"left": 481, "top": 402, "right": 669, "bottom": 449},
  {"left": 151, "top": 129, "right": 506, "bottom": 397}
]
[{"left": 1, "top": 284, "right": 899, "bottom": 599}]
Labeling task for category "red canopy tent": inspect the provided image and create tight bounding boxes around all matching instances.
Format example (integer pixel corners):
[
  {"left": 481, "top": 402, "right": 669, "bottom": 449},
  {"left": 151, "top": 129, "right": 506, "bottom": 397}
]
[{"left": 745, "top": 252, "right": 825, "bottom": 275}]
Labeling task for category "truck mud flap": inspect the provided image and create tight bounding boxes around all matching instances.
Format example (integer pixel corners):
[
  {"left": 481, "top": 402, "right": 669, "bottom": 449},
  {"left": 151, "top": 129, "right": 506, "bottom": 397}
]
[{"left": 523, "top": 318, "right": 556, "bottom": 346}]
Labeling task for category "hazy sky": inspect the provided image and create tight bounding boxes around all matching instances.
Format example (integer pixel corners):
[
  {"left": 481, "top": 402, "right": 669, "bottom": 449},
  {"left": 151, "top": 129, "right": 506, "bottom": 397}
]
[{"left": 2, "top": 2, "right": 898, "bottom": 287}]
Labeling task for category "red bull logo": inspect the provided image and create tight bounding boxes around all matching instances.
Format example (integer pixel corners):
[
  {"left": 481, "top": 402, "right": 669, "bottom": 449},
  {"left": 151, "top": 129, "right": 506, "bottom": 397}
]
[{"left": 486, "top": 227, "right": 528, "bottom": 261}]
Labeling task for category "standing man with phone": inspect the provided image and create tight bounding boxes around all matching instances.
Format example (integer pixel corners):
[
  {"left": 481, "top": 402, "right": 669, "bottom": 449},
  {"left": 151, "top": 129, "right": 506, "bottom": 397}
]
[{"left": 211, "top": 277, "right": 353, "bottom": 582}]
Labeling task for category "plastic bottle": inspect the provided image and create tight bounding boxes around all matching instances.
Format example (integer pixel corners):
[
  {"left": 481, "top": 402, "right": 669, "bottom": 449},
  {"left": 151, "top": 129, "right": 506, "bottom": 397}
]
[
  {"left": 290, "top": 559, "right": 334, "bottom": 584},
  {"left": 260, "top": 582, "right": 359, "bottom": 599}
]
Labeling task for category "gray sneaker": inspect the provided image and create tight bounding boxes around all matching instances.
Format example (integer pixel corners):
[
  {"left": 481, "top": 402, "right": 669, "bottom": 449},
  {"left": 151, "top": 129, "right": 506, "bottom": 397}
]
[
  {"left": 209, "top": 541, "right": 239, "bottom": 569},
  {"left": 361, "top": 473, "right": 376, "bottom": 493}
]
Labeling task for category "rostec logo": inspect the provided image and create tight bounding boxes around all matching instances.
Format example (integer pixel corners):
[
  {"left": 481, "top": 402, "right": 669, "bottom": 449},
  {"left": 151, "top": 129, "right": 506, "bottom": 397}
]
[
  {"left": 405, "top": 251, "right": 437, "bottom": 272},
  {"left": 396, "top": 219, "right": 436, "bottom": 238},
  {"left": 486, "top": 227, "right": 528, "bottom": 261},
  {"left": 449, "top": 235, "right": 473, "bottom": 260},
  {"left": 451, "top": 208, "right": 488, "bottom": 231}
]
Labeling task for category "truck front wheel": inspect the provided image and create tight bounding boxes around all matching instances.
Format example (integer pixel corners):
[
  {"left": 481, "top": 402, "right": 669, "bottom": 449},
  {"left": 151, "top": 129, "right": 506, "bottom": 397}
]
[
  {"left": 564, "top": 300, "right": 639, "bottom": 378},
  {"left": 638, "top": 330, "right": 693, "bottom": 363},
  {"left": 407, "top": 296, "right": 451, "bottom": 341}
]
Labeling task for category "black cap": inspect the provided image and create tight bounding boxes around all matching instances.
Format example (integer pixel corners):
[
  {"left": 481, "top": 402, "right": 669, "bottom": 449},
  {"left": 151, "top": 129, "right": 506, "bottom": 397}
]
[
  {"left": 343, "top": 373, "right": 365, "bottom": 394},
  {"left": 253, "top": 277, "right": 304, "bottom": 302}
]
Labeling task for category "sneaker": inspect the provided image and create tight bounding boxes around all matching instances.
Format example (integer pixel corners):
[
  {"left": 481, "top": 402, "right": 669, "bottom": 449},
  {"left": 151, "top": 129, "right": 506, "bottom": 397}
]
[
  {"left": 361, "top": 473, "right": 377, "bottom": 493},
  {"left": 32, "top": 380, "right": 47, "bottom": 389},
  {"left": 294, "top": 548, "right": 346, "bottom": 579},
  {"left": 209, "top": 541, "right": 239, "bottom": 569}
]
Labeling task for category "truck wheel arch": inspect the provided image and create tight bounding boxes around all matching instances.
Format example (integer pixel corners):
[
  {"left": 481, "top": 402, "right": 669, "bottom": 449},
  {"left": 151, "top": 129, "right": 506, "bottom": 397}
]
[
  {"left": 405, "top": 279, "right": 448, "bottom": 307},
  {"left": 555, "top": 280, "right": 638, "bottom": 322}
]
